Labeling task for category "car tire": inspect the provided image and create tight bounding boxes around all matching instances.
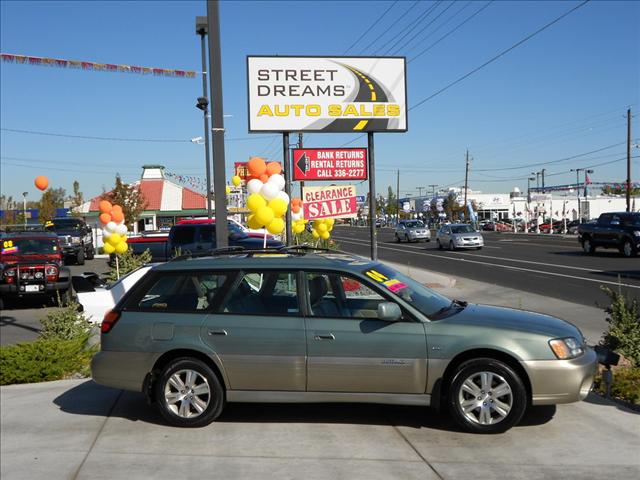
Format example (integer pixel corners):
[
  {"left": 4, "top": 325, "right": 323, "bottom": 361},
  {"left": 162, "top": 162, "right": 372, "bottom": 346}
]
[
  {"left": 620, "top": 239, "right": 636, "bottom": 258},
  {"left": 448, "top": 358, "right": 527, "bottom": 434},
  {"left": 437, "top": 239, "right": 442, "bottom": 250},
  {"left": 396, "top": 234, "right": 401, "bottom": 243},
  {"left": 476, "top": 246, "right": 482, "bottom": 250},
  {"left": 405, "top": 235, "right": 410, "bottom": 243},
  {"left": 582, "top": 237, "right": 595, "bottom": 255},
  {"left": 449, "top": 241, "right": 455, "bottom": 251},
  {"left": 86, "top": 247, "right": 95, "bottom": 260},
  {"left": 76, "top": 249, "right": 85, "bottom": 265},
  {"left": 155, "top": 357, "right": 225, "bottom": 428}
]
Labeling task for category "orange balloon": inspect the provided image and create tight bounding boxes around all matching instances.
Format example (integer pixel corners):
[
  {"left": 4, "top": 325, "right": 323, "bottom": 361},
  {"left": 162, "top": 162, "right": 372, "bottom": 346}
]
[
  {"left": 99, "top": 213, "right": 112, "bottom": 224},
  {"left": 291, "top": 198, "right": 302, "bottom": 207},
  {"left": 111, "top": 210, "right": 124, "bottom": 223},
  {"left": 111, "top": 204, "right": 123, "bottom": 213},
  {"left": 247, "top": 157, "right": 267, "bottom": 177},
  {"left": 292, "top": 205, "right": 301, "bottom": 214},
  {"left": 34, "top": 176, "right": 49, "bottom": 191},
  {"left": 98, "top": 200, "right": 112, "bottom": 214},
  {"left": 266, "top": 162, "right": 281, "bottom": 176},
  {"left": 259, "top": 174, "right": 269, "bottom": 183}
]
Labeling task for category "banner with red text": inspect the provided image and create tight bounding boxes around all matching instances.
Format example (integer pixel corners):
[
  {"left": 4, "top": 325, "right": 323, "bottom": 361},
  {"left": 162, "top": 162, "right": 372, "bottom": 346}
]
[{"left": 302, "top": 184, "right": 358, "bottom": 220}]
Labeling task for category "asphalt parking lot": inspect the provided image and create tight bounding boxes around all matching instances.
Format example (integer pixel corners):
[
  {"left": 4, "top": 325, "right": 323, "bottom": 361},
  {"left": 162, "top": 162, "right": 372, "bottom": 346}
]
[{"left": 0, "top": 258, "right": 110, "bottom": 345}]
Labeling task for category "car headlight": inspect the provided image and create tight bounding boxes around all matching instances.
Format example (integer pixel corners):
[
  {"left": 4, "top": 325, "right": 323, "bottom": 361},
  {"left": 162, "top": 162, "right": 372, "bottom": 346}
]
[
  {"left": 71, "top": 237, "right": 81, "bottom": 244},
  {"left": 633, "top": 231, "right": 640, "bottom": 237},
  {"left": 549, "top": 337, "right": 584, "bottom": 359}
]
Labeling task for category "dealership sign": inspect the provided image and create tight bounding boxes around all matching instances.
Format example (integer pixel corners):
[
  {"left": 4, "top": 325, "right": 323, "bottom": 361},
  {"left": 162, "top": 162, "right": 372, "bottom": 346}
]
[
  {"left": 293, "top": 148, "right": 367, "bottom": 181},
  {"left": 247, "top": 56, "right": 407, "bottom": 133},
  {"left": 302, "top": 184, "right": 358, "bottom": 220}
]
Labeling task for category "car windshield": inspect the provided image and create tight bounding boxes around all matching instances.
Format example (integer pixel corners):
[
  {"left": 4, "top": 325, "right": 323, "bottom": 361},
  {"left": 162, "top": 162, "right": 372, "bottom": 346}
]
[
  {"left": 48, "top": 219, "right": 83, "bottom": 231},
  {"left": 403, "top": 221, "right": 424, "bottom": 228},
  {"left": 1, "top": 238, "right": 58, "bottom": 255},
  {"left": 362, "top": 264, "right": 455, "bottom": 319},
  {"left": 450, "top": 225, "right": 475, "bottom": 234}
]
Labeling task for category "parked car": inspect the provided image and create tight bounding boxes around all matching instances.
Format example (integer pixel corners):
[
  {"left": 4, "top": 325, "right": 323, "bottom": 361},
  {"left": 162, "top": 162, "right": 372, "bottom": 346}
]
[
  {"left": 128, "top": 219, "right": 283, "bottom": 262},
  {"left": 0, "top": 230, "right": 72, "bottom": 309},
  {"left": 74, "top": 265, "right": 154, "bottom": 323},
  {"left": 436, "top": 224, "right": 484, "bottom": 250},
  {"left": 578, "top": 212, "right": 640, "bottom": 257},
  {"left": 481, "top": 222, "right": 510, "bottom": 232},
  {"left": 91, "top": 247, "right": 598, "bottom": 433},
  {"left": 394, "top": 220, "right": 430, "bottom": 242},
  {"left": 45, "top": 217, "right": 95, "bottom": 265}
]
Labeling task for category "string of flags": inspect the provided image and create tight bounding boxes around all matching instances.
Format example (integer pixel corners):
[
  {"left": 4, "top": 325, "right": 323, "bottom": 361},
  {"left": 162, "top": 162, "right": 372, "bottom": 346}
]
[
  {"left": 1, "top": 53, "right": 197, "bottom": 78},
  {"left": 165, "top": 172, "right": 208, "bottom": 192}
]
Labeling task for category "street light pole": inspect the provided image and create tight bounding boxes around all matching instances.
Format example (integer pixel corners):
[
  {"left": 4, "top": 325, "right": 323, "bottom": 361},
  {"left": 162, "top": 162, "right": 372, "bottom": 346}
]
[
  {"left": 571, "top": 168, "right": 582, "bottom": 222},
  {"left": 195, "top": 17, "right": 213, "bottom": 219},
  {"left": 22, "top": 192, "right": 28, "bottom": 226}
]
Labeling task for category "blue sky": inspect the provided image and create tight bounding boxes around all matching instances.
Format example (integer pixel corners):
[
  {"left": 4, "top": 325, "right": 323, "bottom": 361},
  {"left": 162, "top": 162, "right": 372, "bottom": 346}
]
[{"left": 1, "top": 0, "right": 638, "bottom": 203}]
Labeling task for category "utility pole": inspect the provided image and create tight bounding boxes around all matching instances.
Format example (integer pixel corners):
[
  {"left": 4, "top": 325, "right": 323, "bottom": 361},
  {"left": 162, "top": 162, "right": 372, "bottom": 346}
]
[
  {"left": 541, "top": 168, "right": 546, "bottom": 194},
  {"left": 206, "top": 0, "right": 228, "bottom": 247},
  {"left": 298, "top": 132, "right": 304, "bottom": 199},
  {"left": 627, "top": 108, "right": 632, "bottom": 212},
  {"left": 195, "top": 17, "right": 213, "bottom": 219},
  {"left": 396, "top": 169, "right": 400, "bottom": 222},
  {"left": 463, "top": 150, "right": 470, "bottom": 208},
  {"left": 429, "top": 184, "right": 438, "bottom": 196},
  {"left": 416, "top": 187, "right": 425, "bottom": 197}
]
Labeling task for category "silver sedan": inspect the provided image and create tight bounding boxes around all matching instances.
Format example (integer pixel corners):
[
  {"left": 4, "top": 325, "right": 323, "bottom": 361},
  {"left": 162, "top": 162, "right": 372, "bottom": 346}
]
[
  {"left": 395, "top": 220, "right": 431, "bottom": 242},
  {"left": 437, "top": 223, "right": 484, "bottom": 250}
]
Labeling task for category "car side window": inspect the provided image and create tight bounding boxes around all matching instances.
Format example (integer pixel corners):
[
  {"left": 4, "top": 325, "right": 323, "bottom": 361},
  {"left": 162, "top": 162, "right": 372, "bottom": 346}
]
[
  {"left": 598, "top": 214, "right": 612, "bottom": 225},
  {"left": 134, "top": 272, "right": 227, "bottom": 312},
  {"left": 198, "top": 225, "right": 215, "bottom": 243},
  {"left": 221, "top": 271, "right": 299, "bottom": 316},
  {"left": 307, "top": 272, "right": 387, "bottom": 319},
  {"left": 172, "top": 227, "right": 195, "bottom": 246}
]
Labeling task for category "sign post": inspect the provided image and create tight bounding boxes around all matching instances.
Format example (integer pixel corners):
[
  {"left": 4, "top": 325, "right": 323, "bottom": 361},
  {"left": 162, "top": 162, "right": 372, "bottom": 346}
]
[
  {"left": 283, "top": 133, "right": 292, "bottom": 246},
  {"left": 368, "top": 132, "right": 377, "bottom": 261}
]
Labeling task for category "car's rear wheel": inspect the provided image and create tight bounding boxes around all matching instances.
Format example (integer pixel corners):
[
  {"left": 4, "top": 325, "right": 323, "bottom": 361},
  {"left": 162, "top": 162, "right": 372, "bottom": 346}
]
[
  {"left": 620, "top": 239, "right": 635, "bottom": 258},
  {"left": 155, "top": 357, "right": 224, "bottom": 428},
  {"left": 448, "top": 358, "right": 527, "bottom": 434},
  {"left": 396, "top": 234, "right": 401, "bottom": 243},
  {"left": 449, "top": 241, "right": 455, "bottom": 251},
  {"left": 437, "top": 239, "right": 442, "bottom": 250},
  {"left": 582, "top": 237, "right": 595, "bottom": 254},
  {"left": 76, "top": 249, "right": 85, "bottom": 265},
  {"left": 85, "top": 247, "right": 95, "bottom": 260}
]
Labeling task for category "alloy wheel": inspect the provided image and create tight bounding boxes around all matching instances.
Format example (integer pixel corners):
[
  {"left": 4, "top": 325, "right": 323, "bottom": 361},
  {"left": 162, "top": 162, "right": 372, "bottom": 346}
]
[
  {"left": 457, "top": 371, "right": 513, "bottom": 426},
  {"left": 164, "top": 369, "right": 211, "bottom": 419}
]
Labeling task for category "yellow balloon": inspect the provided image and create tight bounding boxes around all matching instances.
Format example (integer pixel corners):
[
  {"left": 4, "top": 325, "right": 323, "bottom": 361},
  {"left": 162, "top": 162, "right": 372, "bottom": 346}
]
[
  {"left": 247, "top": 193, "right": 267, "bottom": 213},
  {"left": 267, "top": 217, "right": 285, "bottom": 234},
  {"left": 321, "top": 231, "right": 330, "bottom": 240},
  {"left": 294, "top": 224, "right": 305, "bottom": 234},
  {"left": 247, "top": 214, "right": 262, "bottom": 230},
  {"left": 255, "top": 206, "right": 275, "bottom": 227},
  {"left": 312, "top": 229, "right": 320, "bottom": 239},
  {"left": 325, "top": 218, "right": 335, "bottom": 227},
  {"left": 232, "top": 175, "right": 242, "bottom": 187},
  {"left": 226, "top": 186, "right": 231, "bottom": 195},
  {"left": 115, "top": 241, "right": 128, "bottom": 254},
  {"left": 316, "top": 223, "right": 328, "bottom": 233},
  {"left": 103, "top": 243, "right": 115, "bottom": 254},
  {"left": 107, "top": 233, "right": 121, "bottom": 246},
  {"left": 268, "top": 198, "right": 287, "bottom": 218}
]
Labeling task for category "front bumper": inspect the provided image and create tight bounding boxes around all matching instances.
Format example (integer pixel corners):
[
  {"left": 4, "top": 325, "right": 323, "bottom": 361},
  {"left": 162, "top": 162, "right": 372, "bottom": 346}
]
[
  {"left": 454, "top": 240, "right": 484, "bottom": 248},
  {"left": 61, "top": 245, "right": 82, "bottom": 256},
  {"left": 522, "top": 346, "right": 597, "bottom": 405},
  {"left": 0, "top": 280, "right": 70, "bottom": 296},
  {"left": 408, "top": 232, "right": 431, "bottom": 240}
]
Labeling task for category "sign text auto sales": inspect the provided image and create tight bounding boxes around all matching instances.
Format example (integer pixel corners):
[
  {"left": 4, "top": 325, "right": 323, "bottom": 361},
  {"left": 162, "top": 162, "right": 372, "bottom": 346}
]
[{"left": 302, "top": 185, "right": 358, "bottom": 220}]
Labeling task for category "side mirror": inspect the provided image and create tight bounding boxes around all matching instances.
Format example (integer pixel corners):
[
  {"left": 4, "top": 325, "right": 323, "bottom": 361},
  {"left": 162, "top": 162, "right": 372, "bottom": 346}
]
[
  {"left": 610, "top": 220, "right": 620, "bottom": 226},
  {"left": 377, "top": 302, "right": 402, "bottom": 322}
]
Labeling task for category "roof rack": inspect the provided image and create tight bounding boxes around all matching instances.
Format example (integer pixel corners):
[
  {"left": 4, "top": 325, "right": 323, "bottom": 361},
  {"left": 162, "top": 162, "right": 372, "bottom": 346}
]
[
  {"left": 0, "top": 224, "right": 46, "bottom": 233},
  {"left": 278, "top": 244, "right": 354, "bottom": 256},
  {"left": 167, "top": 244, "right": 359, "bottom": 262}
]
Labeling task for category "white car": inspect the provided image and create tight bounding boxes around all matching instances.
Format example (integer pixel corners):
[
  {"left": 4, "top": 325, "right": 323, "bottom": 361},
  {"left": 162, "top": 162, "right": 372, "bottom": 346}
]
[{"left": 76, "top": 265, "right": 153, "bottom": 323}]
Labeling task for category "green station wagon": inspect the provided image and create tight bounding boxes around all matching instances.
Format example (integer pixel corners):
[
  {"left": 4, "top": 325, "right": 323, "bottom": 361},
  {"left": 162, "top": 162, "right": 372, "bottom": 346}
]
[{"left": 91, "top": 248, "right": 597, "bottom": 433}]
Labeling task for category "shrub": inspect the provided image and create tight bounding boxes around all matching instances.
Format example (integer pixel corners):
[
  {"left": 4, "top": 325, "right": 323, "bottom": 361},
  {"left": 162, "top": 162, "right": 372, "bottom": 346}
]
[
  {"left": 107, "top": 248, "right": 152, "bottom": 282},
  {"left": 40, "top": 301, "right": 92, "bottom": 341},
  {"left": 0, "top": 337, "right": 95, "bottom": 385},
  {"left": 600, "top": 286, "right": 640, "bottom": 367},
  {"left": 594, "top": 367, "right": 640, "bottom": 406}
]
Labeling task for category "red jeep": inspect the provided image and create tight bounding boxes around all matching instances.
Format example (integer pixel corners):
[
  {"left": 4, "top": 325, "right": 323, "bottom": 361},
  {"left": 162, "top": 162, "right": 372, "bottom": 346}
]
[{"left": 0, "top": 231, "right": 72, "bottom": 309}]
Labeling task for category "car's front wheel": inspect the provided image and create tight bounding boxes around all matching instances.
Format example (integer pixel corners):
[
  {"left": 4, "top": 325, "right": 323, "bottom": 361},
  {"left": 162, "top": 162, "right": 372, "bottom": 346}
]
[
  {"left": 76, "top": 249, "right": 85, "bottom": 265},
  {"left": 582, "top": 237, "right": 595, "bottom": 254},
  {"left": 620, "top": 239, "right": 636, "bottom": 258},
  {"left": 155, "top": 357, "right": 225, "bottom": 428},
  {"left": 448, "top": 358, "right": 527, "bottom": 434}
]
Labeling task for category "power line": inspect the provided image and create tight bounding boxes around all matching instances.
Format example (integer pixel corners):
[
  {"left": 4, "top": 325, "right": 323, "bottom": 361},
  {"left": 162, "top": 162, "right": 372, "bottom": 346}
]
[
  {"left": 357, "top": 0, "right": 421, "bottom": 55},
  {"left": 343, "top": 1, "right": 399, "bottom": 55},
  {"left": 409, "top": 0, "right": 591, "bottom": 111},
  {"left": 409, "top": 1, "right": 494, "bottom": 63},
  {"left": 389, "top": 0, "right": 457, "bottom": 55},
  {"left": 377, "top": 1, "right": 442, "bottom": 55}
]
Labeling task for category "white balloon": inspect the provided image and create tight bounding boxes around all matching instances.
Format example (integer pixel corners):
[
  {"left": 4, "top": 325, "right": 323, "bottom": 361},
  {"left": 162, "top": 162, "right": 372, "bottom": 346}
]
[
  {"left": 276, "top": 191, "right": 290, "bottom": 205},
  {"left": 247, "top": 178, "right": 263, "bottom": 194},
  {"left": 268, "top": 173, "right": 285, "bottom": 191},
  {"left": 260, "top": 182, "right": 279, "bottom": 200},
  {"left": 105, "top": 221, "right": 118, "bottom": 233},
  {"left": 291, "top": 211, "right": 302, "bottom": 221},
  {"left": 116, "top": 223, "right": 128, "bottom": 235},
  {"left": 102, "top": 228, "right": 111, "bottom": 240}
]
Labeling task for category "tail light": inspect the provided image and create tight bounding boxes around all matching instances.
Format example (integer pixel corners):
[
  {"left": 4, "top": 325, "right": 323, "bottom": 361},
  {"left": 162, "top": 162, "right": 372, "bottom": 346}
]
[
  {"left": 4, "top": 268, "right": 16, "bottom": 284},
  {"left": 101, "top": 309, "right": 121, "bottom": 334}
]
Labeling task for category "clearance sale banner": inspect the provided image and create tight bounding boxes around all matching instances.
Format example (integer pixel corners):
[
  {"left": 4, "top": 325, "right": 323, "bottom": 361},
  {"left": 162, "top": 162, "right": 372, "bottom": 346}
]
[
  {"left": 247, "top": 56, "right": 407, "bottom": 133},
  {"left": 293, "top": 148, "right": 367, "bottom": 181},
  {"left": 302, "top": 184, "right": 358, "bottom": 220}
]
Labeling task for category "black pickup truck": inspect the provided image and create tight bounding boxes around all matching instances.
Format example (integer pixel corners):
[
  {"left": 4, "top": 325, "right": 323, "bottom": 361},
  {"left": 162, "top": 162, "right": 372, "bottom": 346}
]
[
  {"left": 127, "top": 220, "right": 283, "bottom": 262},
  {"left": 577, "top": 212, "right": 640, "bottom": 257}
]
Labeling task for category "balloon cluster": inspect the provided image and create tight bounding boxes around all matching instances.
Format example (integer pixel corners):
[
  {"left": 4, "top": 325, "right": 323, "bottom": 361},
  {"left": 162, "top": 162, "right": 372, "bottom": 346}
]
[
  {"left": 245, "top": 157, "right": 289, "bottom": 235},
  {"left": 98, "top": 200, "right": 129, "bottom": 254},
  {"left": 311, "top": 218, "right": 334, "bottom": 240},
  {"left": 291, "top": 198, "right": 307, "bottom": 235}
]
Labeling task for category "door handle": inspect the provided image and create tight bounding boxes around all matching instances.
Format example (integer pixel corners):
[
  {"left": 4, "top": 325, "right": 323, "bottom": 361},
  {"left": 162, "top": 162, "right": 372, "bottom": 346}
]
[
  {"left": 208, "top": 329, "right": 228, "bottom": 336},
  {"left": 314, "top": 333, "right": 335, "bottom": 341}
]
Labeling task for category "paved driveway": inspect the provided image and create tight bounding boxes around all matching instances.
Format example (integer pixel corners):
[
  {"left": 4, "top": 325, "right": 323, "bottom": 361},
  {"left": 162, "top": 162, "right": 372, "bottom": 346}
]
[{"left": 1, "top": 379, "right": 638, "bottom": 479}]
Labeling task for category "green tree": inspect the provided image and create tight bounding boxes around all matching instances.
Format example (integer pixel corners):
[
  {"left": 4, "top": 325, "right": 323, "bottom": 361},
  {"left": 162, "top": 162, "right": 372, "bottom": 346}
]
[
  {"left": 102, "top": 174, "right": 147, "bottom": 229},
  {"left": 70, "top": 180, "right": 84, "bottom": 215},
  {"left": 386, "top": 186, "right": 397, "bottom": 216},
  {"left": 38, "top": 188, "right": 66, "bottom": 223}
]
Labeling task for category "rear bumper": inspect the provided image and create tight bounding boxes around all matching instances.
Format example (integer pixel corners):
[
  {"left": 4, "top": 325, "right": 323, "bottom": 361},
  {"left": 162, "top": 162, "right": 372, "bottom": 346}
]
[
  {"left": 91, "top": 350, "right": 158, "bottom": 392},
  {"left": 522, "top": 347, "right": 597, "bottom": 405}
]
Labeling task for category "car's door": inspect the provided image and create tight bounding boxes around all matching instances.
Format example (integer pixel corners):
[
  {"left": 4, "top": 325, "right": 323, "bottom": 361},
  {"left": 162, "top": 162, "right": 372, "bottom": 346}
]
[
  {"left": 201, "top": 270, "right": 306, "bottom": 391},
  {"left": 594, "top": 213, "right": 612, "bottom": 245},
  {"left": 304, "top": 271, "right": 427, "bottom": 394}
]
